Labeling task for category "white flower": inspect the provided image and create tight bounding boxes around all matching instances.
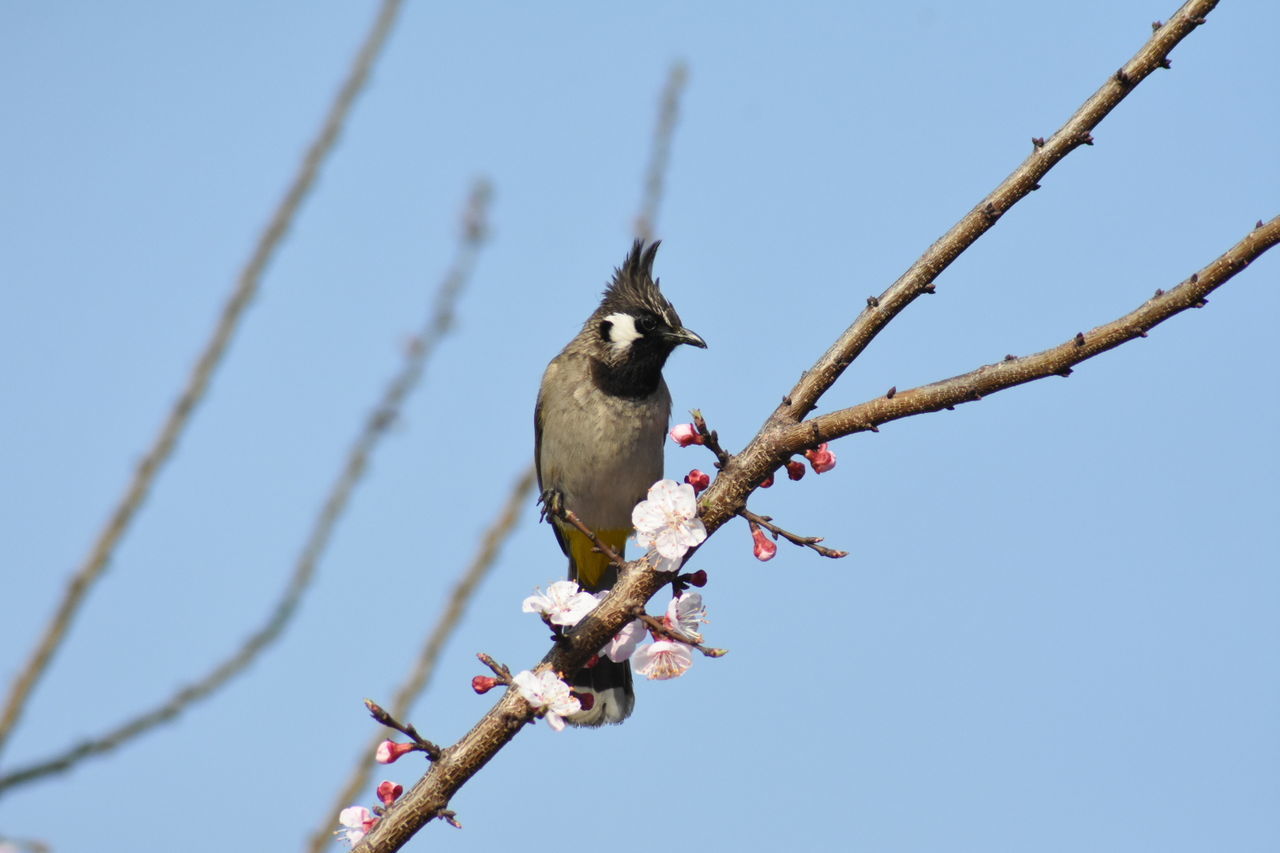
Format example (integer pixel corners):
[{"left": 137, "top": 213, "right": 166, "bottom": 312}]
[
  {"left": 633, "top": 640, "right": 694, "bottom": 680},
  {"left": 336, "top": 806, "right": 375, "bottom": 846},
  {"left": 603, "top": 617, "right": 647, "bottom": 662},
  {"left": 522, "top": 580, "right": 598, "bottom": 627},
  {"left": 512, "top": 669, "right": 581, "bottom": 731},
  {"left": 632, "top": 479, "right": 707, "bottom": 565},
  {"left": 666, "top": 591, "right": 707, "bottom": 643}
]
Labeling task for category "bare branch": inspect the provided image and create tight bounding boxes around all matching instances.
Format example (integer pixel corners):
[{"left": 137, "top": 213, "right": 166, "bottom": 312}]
[
  {"left": 778, "top": 0, "right": 1218, "bottom": 423},
  {"left": 0, "top": 0, "right": 409, "bottom": 760},
  {"left": 0, "top": 176, "right": 488, "bottom": 796},
  {"left": 781, "top": 216, "right": 1279, "bottom": 447}
]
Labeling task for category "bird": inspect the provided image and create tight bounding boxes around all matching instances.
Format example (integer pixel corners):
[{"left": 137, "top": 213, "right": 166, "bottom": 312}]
[{"left": 534, "top": 239, "right": 706, "bottom": 725}]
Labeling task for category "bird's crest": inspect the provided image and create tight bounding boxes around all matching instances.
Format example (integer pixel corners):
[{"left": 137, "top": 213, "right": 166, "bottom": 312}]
[{"left": 597, "top": 239, "right": 681, "bottom": 326}]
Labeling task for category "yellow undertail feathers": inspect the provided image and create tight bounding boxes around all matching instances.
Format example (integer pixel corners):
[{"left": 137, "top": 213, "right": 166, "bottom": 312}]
[{"left": 562, "top": 525, "right": 630, "bottom": 592}]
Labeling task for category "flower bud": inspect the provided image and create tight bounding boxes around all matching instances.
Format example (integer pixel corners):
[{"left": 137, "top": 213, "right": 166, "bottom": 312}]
[
  {"left": 786, "top": 460, "right": 806, "bottom": 481},
  {"left": 684, "top": 569, "right": 708, "bottom": 588},
  {"left": 752, "top": 526, "right": 777, "bottom": 562},
  {"left": 805, "top": 442, "right": 837, "bottom": 474},
  {"left": 669, "top": 423, "right": 704, "bottom": 447},
  {"left": 684, "top": 469, "right": 711, "bottom": 494},
  {"left": 759, "top": 473, "right": 774, "bottom": 488},
  {"left": 375, "top": 740, "right": 417, "bottom": 764},
  {"left": 377, "top": 781, "right": 404, "bottom": 805},
  {"left": 471, "top": 675, "right": 500, "bottom": 694}
]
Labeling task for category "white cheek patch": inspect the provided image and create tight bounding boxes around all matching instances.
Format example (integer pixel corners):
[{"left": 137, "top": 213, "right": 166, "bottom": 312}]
[{"left": 603, "top": 312, "right": 644, "bottom": 350}]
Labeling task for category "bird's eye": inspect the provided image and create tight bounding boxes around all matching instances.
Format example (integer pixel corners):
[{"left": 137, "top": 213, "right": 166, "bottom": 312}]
[{"left": 635, "top": 315, "right": 658, "bottom": 334}]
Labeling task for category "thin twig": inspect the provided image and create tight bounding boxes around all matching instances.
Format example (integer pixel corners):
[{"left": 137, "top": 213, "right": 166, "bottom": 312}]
[
  {"left": 305, "top": 466, "right": 533, "bottom": 853},
  {"left": 634, "top": 61, "right": 689, "bottom": 242},
  {"left": 738, "top": 508, "right": 848, "bottom": 559},
  {"left": 559, "top": 508, "right": 628, "bottom": 570},
  {"left": 0, "top": 0, "right": 409, "bottom": 762},
  {"left": 635, "top": 613, "right": 727, "bottom": 659},
  {"left": 364, "top": 700, "right": 443, "bottom": 761},
  {"left": 0, "top": 176, "right": 488, "bottom": 797}
]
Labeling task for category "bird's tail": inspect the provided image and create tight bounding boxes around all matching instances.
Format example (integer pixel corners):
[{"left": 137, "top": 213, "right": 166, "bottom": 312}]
[{"left": 561, "top": 524, "right": 635, "bottom": 725}]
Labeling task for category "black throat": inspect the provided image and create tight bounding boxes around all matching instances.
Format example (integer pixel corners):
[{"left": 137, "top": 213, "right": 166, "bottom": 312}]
[{"left": 590, "top": 351, "right": 670, "bottom": 400}]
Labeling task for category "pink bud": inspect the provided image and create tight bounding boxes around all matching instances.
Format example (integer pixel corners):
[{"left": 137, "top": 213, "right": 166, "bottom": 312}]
[
  {"left": 471, "top": 675, "right": 499, "bottom": 694},
  {"left": 805, "top": 442, "right": 837, "bottom": 474},
  {"left": 377, "top": 780, "right": 404, "bottom": 805},
  {"left": 571, "top": 690, "right": 596, "bottom": 712},
  {"left": 786, "top": 460, "right": 806, "bottom": 481},
  {"left": 684, "top": 469, "right": 710, "bottom": 494},
  {"left": 685, "top": 569, "right": 708, "bottom": 588},
  {"left": 375, "top": 740, "right": 417, "bottom": 764},
  {"left": 759, "top": 473, "right": 774, "bottom": 489},
  {"left": 669, "top": 423, "right": 704, "bottom": 447},
  {"left": 752, "top": 526, "right": 777, "bottom": 562}
]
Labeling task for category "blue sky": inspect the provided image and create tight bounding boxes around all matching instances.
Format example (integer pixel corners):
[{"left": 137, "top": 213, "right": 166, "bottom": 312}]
[{"left": 2, "top": 2, "right": 1277, "bottom": 851}]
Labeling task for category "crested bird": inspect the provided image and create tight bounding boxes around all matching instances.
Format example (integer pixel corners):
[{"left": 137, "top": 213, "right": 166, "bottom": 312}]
[{"left": 534, "top": 240, "right": 705, "bottom": 725}]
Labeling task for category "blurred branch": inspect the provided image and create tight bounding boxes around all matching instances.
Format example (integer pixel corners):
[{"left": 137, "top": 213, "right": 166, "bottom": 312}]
[
  {"left": 305, "top": 465, "right": 534, "bottom": 853},
  {"left": 0, "top": 178, "right": 489, "bottom": 796},
  {"left": 0, "top": 0, "right": 407, "bottom": 760},
  {"left": 346, "top": 5, "right": 1263, "bottom": 849},
  {"left": 633, "top": 61, "right": 689, "bottom": 242}
]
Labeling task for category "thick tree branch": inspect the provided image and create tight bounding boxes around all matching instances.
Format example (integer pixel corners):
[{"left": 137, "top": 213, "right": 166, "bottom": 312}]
[{"left": 348, "top": 5, "right": 1253, "bottom": 849}]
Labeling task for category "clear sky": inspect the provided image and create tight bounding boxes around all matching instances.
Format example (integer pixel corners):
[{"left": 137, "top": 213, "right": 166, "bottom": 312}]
[{"left": 2, "top": 2, "right": 1277, "bottom": 851}]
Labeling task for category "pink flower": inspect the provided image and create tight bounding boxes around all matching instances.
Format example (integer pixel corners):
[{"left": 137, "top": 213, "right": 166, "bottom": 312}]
[
  {"left": 805, "top": 442, "right": 837, "bottom": 474},
  {"left": 633, "top": 640, "right": 694, "bottom": 680},
  {"left": 521, "top": 580, "right": 598, "bottom": 627},
  {"left": 375, "top": 740, "right": 417, "bottom": 764},
  {"left": 604, "top": 618, "right": 647, "bottom": 663},
  {"left": 752, "top": 526, "right": 777, "bottom": 562},
  {"left": 337, "top": 806, "right": 377, "bottom": 846},
  {"left": 684, "top": 468, "right": 711, "bottom": 494},
  {"left": 669, "top": 423, "right": 704, "bottom": 447},
  {"left": 665, "top": 591, "right": 707, "bottom": 642},
  {"left": 377, "top": 781, "right": 403, "bottom": 806},
  {"left": 632, "top": 480, "right": 707, "bottom": 564},
  {"left": 786, "top": 460, "right": 806, "bottom": 481},
  {"left": 512, "top": 669, "right": 581, "bottom": 732}
]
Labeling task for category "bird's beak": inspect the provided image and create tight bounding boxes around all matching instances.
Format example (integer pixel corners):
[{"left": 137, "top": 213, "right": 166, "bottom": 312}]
[{"left": 664, "top": 326, "right": 707, "bottom": 349}]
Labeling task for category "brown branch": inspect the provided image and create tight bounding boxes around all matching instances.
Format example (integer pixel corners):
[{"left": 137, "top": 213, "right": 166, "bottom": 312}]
[
  {"left": 0, "top": 177, "right": 489, "bottom": 797},
  {"left": 635, "top": 613, "right": 727, "bottom": 659},
  {"left": 738, "top": 508, "right": 848, "bottom": 559},
  {"left": 776, "top": 0, "right": 1217, "bottom": 424},
  {"left": 305, "top": 465, "right": 533, "bottom": 853},
  {"left": 346, "top": 6, "right": 1244, "bottom": 850},
  {"left": 0, "top": 0, "right": 409, "bottom": 762},
  {"left": 780, "top": 216, "right": 1278, "bottom": 447},
  {"left": 633, "top": 61, "right": 689, "bottom": 242}
]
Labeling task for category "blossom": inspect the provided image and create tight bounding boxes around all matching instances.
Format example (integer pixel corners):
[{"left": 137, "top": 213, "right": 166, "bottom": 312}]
[
  {"left": 669, "top": 423, "right": 704, "bottom": 447},
  {"left": 633, "top": 640, "right": 694, "bottom": 680},
  {"left": 521, "top": 580, "right": 598, "bottom": 627},
  {"left": 684, "top": 468, "right": 711, "bottom": 494},
  {"left": 805, "top": 442, "right": 837, "bottom": 473},
  {"left": 751, "top": 526, "right": 777, "bottom": 561},
  {"left": 337, "top": 806, "right": 377, "bottom": 846},
  {"left": 604, "top": 617, "right": 647, "bottom": 663},
  {"left": 377, "top": 781, "right": 404, "bottom": 805},
  {"left": 666, "top": 591, "right": 708, "bottom": 642},
  {"left": 375, "top": 740, "right": 417, "bottom": 764},
  {"left": 632, "top": 480, "right": 707, "bottom": 565},
  {"left": 786, "top": 460, "right": 806, "bottom": 481},
  {"left": 512, "top": 669, "right": 581, "bottom": 731}
]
